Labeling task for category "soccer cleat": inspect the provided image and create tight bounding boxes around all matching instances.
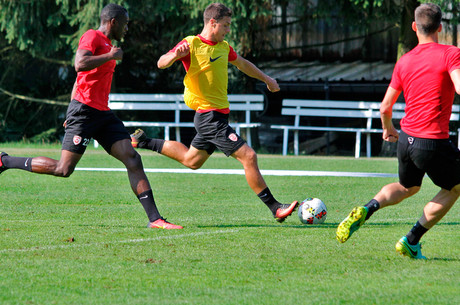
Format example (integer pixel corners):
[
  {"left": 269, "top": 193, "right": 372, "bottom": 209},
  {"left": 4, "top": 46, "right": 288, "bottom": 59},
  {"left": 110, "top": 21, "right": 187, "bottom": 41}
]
[
  {"left": 336, "top": 206, "right": 368, "bottom": 243},
  {"left": 148, "top": 218, "right": 183, "bottom": 229},
  {"left": 130, "top": 128, "right": 148, "bottom": 148},
  {"left": 0, "top": 152, "right": 8, "bottom": 174},
  {"left": 395, "top": 236, "right": 426, "bottom": 259},
  {"left": 274, "top": 201, "right": 299, "bottom": 223}
]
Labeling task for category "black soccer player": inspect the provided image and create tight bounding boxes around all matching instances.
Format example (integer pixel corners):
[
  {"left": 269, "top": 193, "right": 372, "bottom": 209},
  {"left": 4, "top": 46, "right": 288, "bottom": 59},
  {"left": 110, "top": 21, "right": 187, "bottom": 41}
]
[{"left": 0, "top": 3, "right": 182, "bottom": 229}]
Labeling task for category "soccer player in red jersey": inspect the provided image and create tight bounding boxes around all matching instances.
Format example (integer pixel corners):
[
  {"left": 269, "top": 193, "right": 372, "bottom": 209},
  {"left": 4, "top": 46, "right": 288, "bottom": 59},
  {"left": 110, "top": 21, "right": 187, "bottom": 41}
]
[
  {"left": 131, "top": 3, "right": 298, "bottom": 222},
  {"left": 336, "top": 3, "right": 460, "bottom": 258},
  {"left": 0, "top": 4, "right": 182, "bottom": 230}
]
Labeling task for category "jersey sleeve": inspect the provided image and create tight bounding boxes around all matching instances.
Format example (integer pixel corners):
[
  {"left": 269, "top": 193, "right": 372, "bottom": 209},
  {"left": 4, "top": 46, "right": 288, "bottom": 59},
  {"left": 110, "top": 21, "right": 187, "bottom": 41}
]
[
  {"left": 389, "top": 61, "right": 402, "bottom": 91},
  {"left": 77, "top": 30, "right": 98, "bottom": 54},
  {"left": 228, "top": 45, "right": 237, "bottom": 61},
  {"left": 445, "top": 46, "right": 460, "bottom": 73},
  {"left": 169, "top": 39, "right": 188, "bottom": 53},
  {"left": 170, "top": 39, "right": 191, "bottom": 71}
]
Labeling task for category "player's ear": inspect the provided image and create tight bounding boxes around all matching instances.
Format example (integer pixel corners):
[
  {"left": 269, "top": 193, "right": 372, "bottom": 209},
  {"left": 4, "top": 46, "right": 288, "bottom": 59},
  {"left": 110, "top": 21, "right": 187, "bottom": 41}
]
[
  {"left": 411, "top": 21, "right": 417, "bottom": 32},
  {"left": 437, "top": 24, "right": 442, "bottom": 32},
  {"left": 109, "top": 18, "right": 118, "bottom": 27}
]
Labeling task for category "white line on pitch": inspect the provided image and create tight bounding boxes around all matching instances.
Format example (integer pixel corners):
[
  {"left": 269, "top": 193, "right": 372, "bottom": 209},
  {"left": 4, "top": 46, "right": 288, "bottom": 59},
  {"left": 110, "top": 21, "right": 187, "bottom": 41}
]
[
  {"left": 0, "top": 229, "right": 240, "bottom": 254},
  {"left": 75, "top": 167, "right": 397, "bottom": 178}
]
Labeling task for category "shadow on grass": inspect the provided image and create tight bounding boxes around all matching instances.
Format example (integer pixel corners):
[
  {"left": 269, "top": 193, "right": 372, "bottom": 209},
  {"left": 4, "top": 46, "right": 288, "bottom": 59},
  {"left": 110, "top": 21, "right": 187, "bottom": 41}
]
[
  {"left": 198, "top": 221, "right": 459, "bottom": 229},
  {"left": 343, "top": 221, "right": 460, "bottom": 226},
  {"left": 428, "top": 257, "right": 460, "bottom": 262},
  {"left": 197, "top": 223, "right": 340, "bottom": 229}
]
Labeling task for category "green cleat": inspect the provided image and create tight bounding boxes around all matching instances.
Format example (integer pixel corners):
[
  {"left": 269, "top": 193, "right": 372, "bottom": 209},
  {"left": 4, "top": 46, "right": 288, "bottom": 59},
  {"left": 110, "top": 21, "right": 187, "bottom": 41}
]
[
  {"left": 336, "top": 206, "right": 368, "bottom": 243},
  {"left": 395, "top": 236, "right": 426, "bottom": 259}
]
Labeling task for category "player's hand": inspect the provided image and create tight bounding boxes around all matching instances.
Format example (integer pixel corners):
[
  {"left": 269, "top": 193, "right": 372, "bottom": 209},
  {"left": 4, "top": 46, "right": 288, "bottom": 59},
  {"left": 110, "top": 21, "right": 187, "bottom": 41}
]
[
  {"left": 175, "top": 42, "right": 190, "bottom": 58},
  {"left": 110, "top": 46, "right": 123, "bottom": 61},
  {"left": 382, "top": 128, "right": 399, "bottom": 143},
  {"left": 266, "top": 77, "right": 280, "bottom": 93}
]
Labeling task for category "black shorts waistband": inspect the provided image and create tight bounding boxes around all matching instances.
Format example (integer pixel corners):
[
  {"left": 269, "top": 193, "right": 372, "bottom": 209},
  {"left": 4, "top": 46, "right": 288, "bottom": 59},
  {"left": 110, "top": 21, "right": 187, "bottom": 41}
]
[{"left": 399, "top": 130, "right": 450, "bottom": 150}]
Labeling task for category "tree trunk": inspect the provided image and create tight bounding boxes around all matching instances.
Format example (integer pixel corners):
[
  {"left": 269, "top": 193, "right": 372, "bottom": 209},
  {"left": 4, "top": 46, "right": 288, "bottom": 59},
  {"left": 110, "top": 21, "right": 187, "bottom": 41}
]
[{"left": 397, "top": 0, "right": 420, "bottom": 59}]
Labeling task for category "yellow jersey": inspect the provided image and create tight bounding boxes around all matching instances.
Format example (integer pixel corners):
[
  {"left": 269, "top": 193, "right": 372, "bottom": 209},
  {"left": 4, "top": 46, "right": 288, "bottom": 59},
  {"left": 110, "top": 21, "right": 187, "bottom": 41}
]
[{"left": 177, "top": 35, "right": 237, "bottom": 111}]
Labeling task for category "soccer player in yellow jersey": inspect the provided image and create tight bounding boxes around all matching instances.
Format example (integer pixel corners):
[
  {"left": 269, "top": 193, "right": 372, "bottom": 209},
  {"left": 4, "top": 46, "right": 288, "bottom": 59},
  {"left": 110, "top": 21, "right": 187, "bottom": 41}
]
[{"left": 131, "top": 3, "right": 298, "bottom": 222}]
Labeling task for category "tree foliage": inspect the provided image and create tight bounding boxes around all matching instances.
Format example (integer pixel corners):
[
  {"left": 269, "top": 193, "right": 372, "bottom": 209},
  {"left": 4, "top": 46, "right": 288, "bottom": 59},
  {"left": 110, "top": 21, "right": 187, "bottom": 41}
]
[{"left": 0, "top": 0, "right": 458, "bottom": 141}]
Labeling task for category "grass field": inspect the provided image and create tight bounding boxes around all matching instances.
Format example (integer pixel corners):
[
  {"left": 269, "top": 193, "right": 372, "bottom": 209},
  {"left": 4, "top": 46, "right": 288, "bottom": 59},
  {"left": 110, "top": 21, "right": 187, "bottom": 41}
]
[{"left": 1, "top": 144, "right": 459, "bottom": 305}]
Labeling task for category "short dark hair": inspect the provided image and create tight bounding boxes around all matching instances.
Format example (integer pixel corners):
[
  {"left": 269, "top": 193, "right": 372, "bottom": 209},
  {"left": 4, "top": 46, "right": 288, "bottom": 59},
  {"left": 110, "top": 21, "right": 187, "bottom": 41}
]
[
  {"left": 415, "top": 3, "right": 442, "bottom": 35},
  {"left": 203, "top": 3, "right": 232, "bottom": 24},
  {"left": 100, "top": 3, "right": 128, "bottom": 23}
]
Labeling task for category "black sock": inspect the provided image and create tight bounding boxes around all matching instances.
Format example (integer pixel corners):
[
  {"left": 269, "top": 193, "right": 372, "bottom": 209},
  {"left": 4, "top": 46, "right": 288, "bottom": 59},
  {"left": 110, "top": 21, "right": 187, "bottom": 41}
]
[
  {"left": 1, "top": 155, "right": 32, "bottom": 172},
  {"left": 406, "top": 221, "right": 428, "bottom": 245},
  {"left": 364, "top": 199, "right": 380, "bottom": 220},
  {"left": 257, "top": 187, "right": 280, "bottom": 214},
  {"left": 139, "top": 138, "right": 165, "bottom": 153},
  {"left": 137, "top": 190, "right": 161, "bottom": 222}
]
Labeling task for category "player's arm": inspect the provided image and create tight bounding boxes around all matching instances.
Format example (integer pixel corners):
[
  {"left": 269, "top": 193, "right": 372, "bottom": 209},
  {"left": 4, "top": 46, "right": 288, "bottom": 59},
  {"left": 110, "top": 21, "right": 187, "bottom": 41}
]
[
  {"left": 157, "top": 42, "right": 190, "bottom": 69},
  {"left": 74, "top": 47, "right": 123, "bottom": 72},
  {"left": 230, "top": 55, "right": 280, "bottom": 92},
  {"left": 380, "top": 86, "right": 401, "bottom": 142},
  {"left": 70, "top": 80, "right": 77, "bottom": 101},
  {"left": 450, "top": 69, "right": 460, "bottom": 95}
]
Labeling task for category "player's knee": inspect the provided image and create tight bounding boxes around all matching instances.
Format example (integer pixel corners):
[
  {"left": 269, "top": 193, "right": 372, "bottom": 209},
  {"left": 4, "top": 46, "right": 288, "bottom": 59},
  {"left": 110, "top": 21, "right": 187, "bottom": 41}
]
[
  {"left": 56, "top": 166, "right": 74, "bottom": 177},
  {"left": 124, "top": 150, "right": 143, "bottom": 169},
  {"left": 405, "top": 185, "right": 420, "bottom": 197},
  {"left": 184, "top": 159, "right": 203, "bottom": 170},
  {"left": 450, "top": 184, "right": 460, "bottom": 197},
  {"left": 244, "top": 148, "right": 258, "bottom": 165},
  {"left": 188, "top": 163, "right": 202, "bottom": 170}
]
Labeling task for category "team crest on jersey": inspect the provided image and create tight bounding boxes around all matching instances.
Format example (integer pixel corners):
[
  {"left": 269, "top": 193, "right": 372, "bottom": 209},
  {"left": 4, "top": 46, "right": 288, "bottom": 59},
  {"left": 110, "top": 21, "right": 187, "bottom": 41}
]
[
  {"left": 73, "top": 135, "right": 82, "bottom": 145},
  {"left": 228, "top": 133, "right": 238, "bottom": 142}
]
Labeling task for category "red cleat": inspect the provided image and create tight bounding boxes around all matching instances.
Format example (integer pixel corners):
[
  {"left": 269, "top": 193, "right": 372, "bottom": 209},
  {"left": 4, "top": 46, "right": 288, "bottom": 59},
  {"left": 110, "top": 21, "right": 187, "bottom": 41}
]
[
  {"left": 275, "top": 201, "right": 299, "bottom": 223},
  {"left": 148, "top": 218, "right": 183, "bottom": 229}
]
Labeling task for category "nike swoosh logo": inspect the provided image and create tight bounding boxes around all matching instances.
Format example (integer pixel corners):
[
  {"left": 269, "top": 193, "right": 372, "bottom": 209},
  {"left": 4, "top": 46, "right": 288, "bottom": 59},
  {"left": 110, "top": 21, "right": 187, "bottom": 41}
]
[
  {"left": 139, "top": 195, "right": 149, "bottom": 200},
  {"left": 210, "top": 56, "right": 222, "bottom": 62},
  {"left": 25, "top": 158, "right": 30, "bottom": 167}
]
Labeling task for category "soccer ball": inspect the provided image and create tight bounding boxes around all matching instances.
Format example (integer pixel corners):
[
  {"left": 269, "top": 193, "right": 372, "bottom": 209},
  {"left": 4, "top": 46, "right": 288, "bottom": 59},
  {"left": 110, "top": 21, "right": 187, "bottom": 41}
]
[{"left": 298, "top": 198, "right": 327, "bottom": 224}]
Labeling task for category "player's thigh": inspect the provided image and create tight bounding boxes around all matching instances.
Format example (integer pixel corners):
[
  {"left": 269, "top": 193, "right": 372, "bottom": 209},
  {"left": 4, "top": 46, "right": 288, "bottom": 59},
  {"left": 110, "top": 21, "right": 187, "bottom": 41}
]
[
  {"left": 397, "top": 137, "right": 425, "bottom": 188},
  {"left": 62, "top": 100, "right": 94, "bottom": 154},
  {"left": 59, "top": 149, "right": 83, "bottom": 168},
  {"left": 186, "top": 145, "right": 211, "bottom": 168},
  {"left": 94, "top": 114, "right": 130, "bottom": 154},
  {"left": 110, "top": 138, "right": 136, "bottom": 158},
  {"left": 231, "top": 143, "right": 257, "bottom": 164},
  {"left": 426, "top": 141, "right": 460, "bottom": 190}
]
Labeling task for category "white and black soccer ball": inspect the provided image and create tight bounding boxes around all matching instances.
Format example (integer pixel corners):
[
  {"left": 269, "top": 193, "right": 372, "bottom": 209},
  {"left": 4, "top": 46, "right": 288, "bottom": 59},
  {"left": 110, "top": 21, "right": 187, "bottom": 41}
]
[{"left": 298, "top": 198, "right": 327, "bottom": 224}]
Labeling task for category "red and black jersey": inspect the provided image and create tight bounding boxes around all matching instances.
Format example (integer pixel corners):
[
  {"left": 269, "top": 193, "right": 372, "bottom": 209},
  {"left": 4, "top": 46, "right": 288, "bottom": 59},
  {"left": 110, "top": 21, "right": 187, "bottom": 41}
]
[
  {"left": 390, "top": 43, "right": 460, "bottom": 139},
  {"left": 73, "top": 29, "right": 116, "bottom": 111}
]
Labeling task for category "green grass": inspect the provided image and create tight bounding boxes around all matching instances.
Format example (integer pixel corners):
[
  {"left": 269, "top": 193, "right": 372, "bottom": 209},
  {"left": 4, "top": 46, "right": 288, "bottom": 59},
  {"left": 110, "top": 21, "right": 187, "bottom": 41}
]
[{"left": 0, "top": 144, "right": 459, "bottom": 305}]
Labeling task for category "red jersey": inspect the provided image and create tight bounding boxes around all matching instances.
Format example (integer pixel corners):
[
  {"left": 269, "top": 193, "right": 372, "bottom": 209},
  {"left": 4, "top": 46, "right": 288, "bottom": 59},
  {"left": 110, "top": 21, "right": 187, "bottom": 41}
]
[
  {"left": 390, "top": 43, "right": 460, "bottom": 139},
  {"left": 73, "top": 30, "right": 116, "bottom": 111}
]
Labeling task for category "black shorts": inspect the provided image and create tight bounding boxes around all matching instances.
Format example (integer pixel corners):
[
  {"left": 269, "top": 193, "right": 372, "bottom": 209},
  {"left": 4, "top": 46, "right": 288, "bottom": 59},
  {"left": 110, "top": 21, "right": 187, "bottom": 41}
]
[
  {"left": 397, "top": 130, "right": 460, "bottom": 190},
  {"left": 191, "top": 111, "right": 246, "bottom": 156},
  {"left": 62, "top": 99, "right": 130, "bottom": 154}
]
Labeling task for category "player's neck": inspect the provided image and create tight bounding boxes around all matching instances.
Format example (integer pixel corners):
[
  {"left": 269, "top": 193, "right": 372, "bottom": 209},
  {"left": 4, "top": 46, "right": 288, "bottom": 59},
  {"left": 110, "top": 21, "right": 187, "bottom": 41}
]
[
  {"left": 98, "top": 25, "right": 112, "bottom": 41},
  {"left": 417, "top": 33, "right": 438, "bottom": 44},
  {"left": 200, "top": 27, "right": 217, "bottom": 43}
]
